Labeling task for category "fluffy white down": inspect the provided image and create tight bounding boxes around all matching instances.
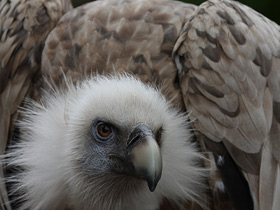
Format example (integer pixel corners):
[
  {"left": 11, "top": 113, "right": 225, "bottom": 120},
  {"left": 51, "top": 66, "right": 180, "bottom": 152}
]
[{"left": 6, "top": 75, "right": 207, "bottom": 210}]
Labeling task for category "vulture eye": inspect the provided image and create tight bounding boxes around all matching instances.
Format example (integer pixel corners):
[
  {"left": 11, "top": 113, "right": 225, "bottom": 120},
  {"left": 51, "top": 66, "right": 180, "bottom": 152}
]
[{"left": 94, "top": 121, "right": 113, "bottom": 141}]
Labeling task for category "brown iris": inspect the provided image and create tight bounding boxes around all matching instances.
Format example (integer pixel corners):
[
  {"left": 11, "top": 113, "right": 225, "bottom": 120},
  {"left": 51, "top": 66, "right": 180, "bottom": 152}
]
[{"left": 97, "top": 123, "right": 112, "bottom": 138}]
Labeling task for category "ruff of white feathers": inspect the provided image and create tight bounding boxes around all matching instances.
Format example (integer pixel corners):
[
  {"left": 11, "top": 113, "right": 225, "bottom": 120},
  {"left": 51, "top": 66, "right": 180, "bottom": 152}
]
[{"left": 6, "top": 75, "right": 207, "bottom": 210}]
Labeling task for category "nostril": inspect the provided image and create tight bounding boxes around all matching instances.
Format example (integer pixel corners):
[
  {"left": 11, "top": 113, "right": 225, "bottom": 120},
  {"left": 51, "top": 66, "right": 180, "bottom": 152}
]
[
  {"left": 127, "top": 124, "right": 155, "bottom": 152},
  {"left": 127, "top": 133, "right": 142, "bottom": 150}
]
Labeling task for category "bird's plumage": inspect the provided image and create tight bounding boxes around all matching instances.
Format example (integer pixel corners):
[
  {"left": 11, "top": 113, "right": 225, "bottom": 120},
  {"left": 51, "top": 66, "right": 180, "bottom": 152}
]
[
  {"left": 0, "top": 0, "right": 72, "bottom": 208},
  {"left": 173, "top": 1, "right": 280, "bottom": 209},
  {"left": 0, "top": 0, "right": 72, "bottom": 153},
  {"left": 39, "top": 0, "right": 197, "bottom": 107},
  {"left": 1, "top": 0, "right": 280, "bottom": 209}
]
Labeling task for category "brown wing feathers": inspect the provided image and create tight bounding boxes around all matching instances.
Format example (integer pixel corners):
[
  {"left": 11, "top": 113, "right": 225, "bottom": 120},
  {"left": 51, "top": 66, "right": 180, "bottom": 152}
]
[
  {"left": 41, "top": 0, "right": 196, "bottom": 109},
  {"left": 174, "top": 0, "right": 280, "bottom": 209},
  {"left": 0, "top": 0, "right": 72, "bottom": 208}
]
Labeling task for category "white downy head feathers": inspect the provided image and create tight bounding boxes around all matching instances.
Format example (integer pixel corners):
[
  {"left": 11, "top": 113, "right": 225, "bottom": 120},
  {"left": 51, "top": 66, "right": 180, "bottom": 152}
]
[{"left": 6, "top": 74, "right": 207, "bottom": 210}]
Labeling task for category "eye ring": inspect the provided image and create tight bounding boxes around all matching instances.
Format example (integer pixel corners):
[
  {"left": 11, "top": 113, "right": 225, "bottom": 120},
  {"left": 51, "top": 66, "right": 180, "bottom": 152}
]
[{"left": 94, "top": 121, "right": 113, "bottom": 141}]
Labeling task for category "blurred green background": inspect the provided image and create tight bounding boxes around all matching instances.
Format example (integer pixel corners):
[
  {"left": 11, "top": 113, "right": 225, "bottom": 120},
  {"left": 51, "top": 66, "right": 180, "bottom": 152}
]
[{"left": 71, "top": 0, "right": 280, "bottom": 24}]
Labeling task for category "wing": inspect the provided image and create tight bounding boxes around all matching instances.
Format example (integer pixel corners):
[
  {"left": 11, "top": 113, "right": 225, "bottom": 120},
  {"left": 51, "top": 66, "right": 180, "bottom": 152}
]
[
  {"left": 173, "top": 0, "right": 280, "bottom": 209},
  {"left": 0, "top": 0, "right": 72, "bottom": 208},
  {"left": 40, "top": 0, "right": 196, "bottom": 110}
]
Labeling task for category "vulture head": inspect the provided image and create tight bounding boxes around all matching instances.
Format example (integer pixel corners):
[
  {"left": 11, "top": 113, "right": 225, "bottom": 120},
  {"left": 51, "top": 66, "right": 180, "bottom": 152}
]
[{"left": 7, "top": 75, "right": 206, "bottom": 210}]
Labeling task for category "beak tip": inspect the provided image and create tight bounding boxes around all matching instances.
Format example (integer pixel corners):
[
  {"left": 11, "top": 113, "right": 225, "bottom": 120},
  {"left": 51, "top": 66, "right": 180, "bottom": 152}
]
[
  {"left": 148, "top": 184, "right": 156, "bottom": 192},
  {"left": 145, "top": 171, "right": 161, "bottom": 192},
  {"left": 147, "top": 180, "right": 158, "bottom": 192},
  {"left": 137, "top": 167, "right": 161, "bottom": 192}
]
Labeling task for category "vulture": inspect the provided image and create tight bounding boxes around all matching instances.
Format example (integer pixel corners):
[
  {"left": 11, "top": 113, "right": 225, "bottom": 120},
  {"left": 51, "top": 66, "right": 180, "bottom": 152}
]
[{"left": 0, "top": 0, "right": 279, "bottom": 209}]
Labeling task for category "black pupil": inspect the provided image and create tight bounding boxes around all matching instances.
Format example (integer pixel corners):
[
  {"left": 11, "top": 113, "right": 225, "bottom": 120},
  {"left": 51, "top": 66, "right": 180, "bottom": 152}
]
[
  {"left": 101, "top": 125, "right": 110, "bottom": 134},
  {"left": 98, "top": 123, "right": 111, "bottom": 137}
]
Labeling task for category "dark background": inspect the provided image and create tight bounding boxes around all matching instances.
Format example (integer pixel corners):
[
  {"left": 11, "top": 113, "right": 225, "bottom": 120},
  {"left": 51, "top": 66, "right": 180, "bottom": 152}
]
[{"left": 71, "top": 0, "right": 280, "bottom": 24}]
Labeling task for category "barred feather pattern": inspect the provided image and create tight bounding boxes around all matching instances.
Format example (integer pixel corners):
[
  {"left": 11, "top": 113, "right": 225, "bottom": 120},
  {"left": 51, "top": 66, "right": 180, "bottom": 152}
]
[{"left": 174, "top": 0, "right": 280, "bottom": 209}]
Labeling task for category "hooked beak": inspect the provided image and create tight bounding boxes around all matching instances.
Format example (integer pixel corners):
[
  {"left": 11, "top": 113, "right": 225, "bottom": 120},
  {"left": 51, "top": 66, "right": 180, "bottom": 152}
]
[{"left": 127, "top": 124, "right": 162, "bottom": 192}]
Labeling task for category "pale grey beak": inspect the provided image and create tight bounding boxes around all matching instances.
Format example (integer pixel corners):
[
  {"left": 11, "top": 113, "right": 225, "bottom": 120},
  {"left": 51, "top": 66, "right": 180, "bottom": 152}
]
[{"left": 127, "top": 125, "right": 162, "bottom": 192}]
